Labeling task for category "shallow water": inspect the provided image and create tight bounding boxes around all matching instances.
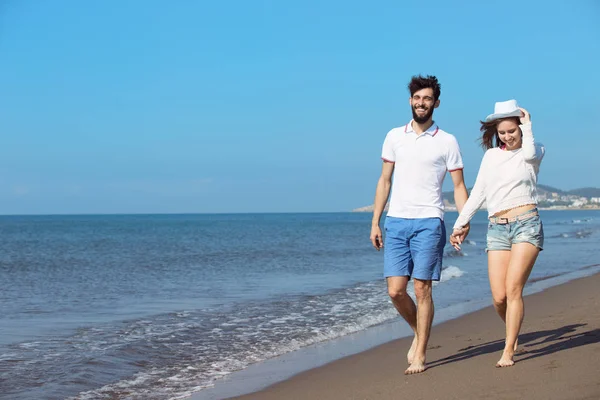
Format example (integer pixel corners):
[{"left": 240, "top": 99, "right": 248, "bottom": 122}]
[{"left": 1, "top": 211, "right": 598, "bottom": 399}]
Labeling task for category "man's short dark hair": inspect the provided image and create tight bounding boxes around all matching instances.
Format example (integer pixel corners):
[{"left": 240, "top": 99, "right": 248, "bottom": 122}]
[{"left": 408, "top": 75, "right": 441, "bottom": 101}]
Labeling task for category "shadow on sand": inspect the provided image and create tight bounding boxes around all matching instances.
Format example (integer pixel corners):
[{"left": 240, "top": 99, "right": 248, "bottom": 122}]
[{"left": 428, "top": 323, "right": 600, "bottom": 369}]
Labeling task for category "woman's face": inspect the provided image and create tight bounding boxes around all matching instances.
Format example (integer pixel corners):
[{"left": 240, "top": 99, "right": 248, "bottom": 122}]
[{"left": 497, "top": 119, "right": 522, "bottom": 150}]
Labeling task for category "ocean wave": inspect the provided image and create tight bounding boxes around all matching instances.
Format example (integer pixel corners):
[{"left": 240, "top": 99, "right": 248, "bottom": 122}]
[
  {"left": 571, "top": 218, "right": 593, "bottom": 224},
  {"left": 440, "top": 266, "right": 465, "bottom": 282},
  {"left": 8, "top": 272, "right": 467, "bottom": 400},
  {"left": 552, "top": 229, "right": 594, "bottom": 239}
]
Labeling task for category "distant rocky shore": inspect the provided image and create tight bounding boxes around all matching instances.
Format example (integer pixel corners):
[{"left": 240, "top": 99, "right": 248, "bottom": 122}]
[
  {"left": 352, "top": 204, "right": 600, "bottom": 212},
  {"left": 354, "top": 184, "right": 600, "bottom": 212}
]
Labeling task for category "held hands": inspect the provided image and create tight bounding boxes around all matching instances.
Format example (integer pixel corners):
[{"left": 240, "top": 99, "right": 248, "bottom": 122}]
[
  {"left": 370, "top": 225, "right": 383, "bottom": 251},
  {"left": 449, "top": 223, "right": 470, "bottom": 251},
  {"left": 519, "top": 107, "right": 531, "bottom": 125}
]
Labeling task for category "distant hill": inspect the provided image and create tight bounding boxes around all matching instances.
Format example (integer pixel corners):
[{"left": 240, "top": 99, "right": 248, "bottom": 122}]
[
  {"left": 354, "top": 184, "right": 600, "bottom": 212},
  {"left": 537, "top": 184, "right": 565, "bottom": 194},
  {"left": 442, "top": 185, "right": 600, "bottom": 203},
  {"left": 568, "top": 187, "right": 600, "bottom": 198},
  {"left": 531, "top": 184, "right": 600, "bottom": 197}
]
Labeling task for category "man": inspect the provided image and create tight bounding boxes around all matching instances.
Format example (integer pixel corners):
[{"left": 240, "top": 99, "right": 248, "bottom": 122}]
[{"left": 370, "top": 75, "right": 469, "bottom": 374}]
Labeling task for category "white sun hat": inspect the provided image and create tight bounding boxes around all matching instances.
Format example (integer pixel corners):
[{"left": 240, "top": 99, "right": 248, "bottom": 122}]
[{"left": 485, "top": 99, "right": 522, "bottom": 122}]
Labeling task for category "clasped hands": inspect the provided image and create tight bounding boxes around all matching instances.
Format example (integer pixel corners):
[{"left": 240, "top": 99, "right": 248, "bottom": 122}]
[{"left": 449, "top": 223, "right": 470, "bottom": 251}]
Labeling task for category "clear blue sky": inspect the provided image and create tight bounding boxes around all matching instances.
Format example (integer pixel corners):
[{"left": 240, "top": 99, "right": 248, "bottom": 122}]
[{"left": 1, "top": 1, "right": 599, "bottom": 214}]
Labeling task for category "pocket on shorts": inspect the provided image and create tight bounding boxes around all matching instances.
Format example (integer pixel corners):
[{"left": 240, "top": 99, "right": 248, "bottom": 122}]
[
  {"left": 515, "top": 216, "right": 543, "bottom": 243},
  {"left": 486, "top": 223, "right": 506, "bottom": 247},
  {"left": 487, "top": 222, "right": 505, "bottom": 235},
  {"left": 486, "top": 223, "right": 503, "bottom": 242},
  {"left": 520, "top": 215, "right": 542, "bottom": 231}
]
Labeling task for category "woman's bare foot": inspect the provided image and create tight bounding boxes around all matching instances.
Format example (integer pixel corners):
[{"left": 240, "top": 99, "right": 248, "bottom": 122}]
[
  {"left": 407, "top": 336, "right": 418, "bottom": 364},
  {"left": 514, "top": 338, "right": 518, "bottom": 352},
  {"left": 405, "top": 358, "right": 427, "bottom": 375},
  {"left": 495, "top": 351, "right": 515, "bottom": 368}
]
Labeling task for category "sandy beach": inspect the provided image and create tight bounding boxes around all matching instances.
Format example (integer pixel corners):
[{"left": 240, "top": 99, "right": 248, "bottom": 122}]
[{"left": 231, "top": 272, "right": 600, "bottom": 400}]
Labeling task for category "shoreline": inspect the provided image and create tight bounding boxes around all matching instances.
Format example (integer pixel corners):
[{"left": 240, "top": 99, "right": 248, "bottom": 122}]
[
  {"left": 227, "top": 271, "right": 600, "bottom": 400},
  {"left": 191, "top": 266, "right": 600, "bottom": 400}
]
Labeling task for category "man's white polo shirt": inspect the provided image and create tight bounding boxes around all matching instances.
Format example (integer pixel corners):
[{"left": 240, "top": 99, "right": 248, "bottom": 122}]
[{"left": 381, "top": 121, "right": 463, "bottom": 220}]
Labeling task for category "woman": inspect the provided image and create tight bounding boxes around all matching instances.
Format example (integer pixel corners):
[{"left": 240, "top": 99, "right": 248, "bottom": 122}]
[{"left": 450, "top": 99, "right": 545, "bottom": 367}]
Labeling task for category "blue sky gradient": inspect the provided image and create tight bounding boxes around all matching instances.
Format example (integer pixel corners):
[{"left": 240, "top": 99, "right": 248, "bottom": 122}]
[{"left": 1, "top": 1, "right": 599, "bottom": 214}]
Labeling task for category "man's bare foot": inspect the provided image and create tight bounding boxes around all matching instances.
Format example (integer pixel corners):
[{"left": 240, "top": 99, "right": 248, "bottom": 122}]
[
  {"left": 405, "top": 359, "right": 427, "bottom": 375},
  {"left": 407, "top": 336, "right": 418, "bottom": 364},
  {"left": 495, "top": 351, "right": 515, "bottom": 368}
]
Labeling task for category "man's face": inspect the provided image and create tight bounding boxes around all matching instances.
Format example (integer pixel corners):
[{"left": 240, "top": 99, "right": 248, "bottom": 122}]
[{"left": 409, "top": 88, "right": 439, "bottom": 124}]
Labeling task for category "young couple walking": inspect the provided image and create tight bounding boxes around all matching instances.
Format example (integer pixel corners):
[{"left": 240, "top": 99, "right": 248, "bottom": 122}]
[{"left": 370, "top": 75, "right": 545, "bottom": 374}]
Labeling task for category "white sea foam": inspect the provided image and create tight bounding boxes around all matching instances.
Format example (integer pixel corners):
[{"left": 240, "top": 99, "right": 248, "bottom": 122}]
[
  {"left": 13, "top": 264, "right": 468, "bottom": 400},
  {"left": 440, "top": 266, "right": 465, "bottom": 282}
]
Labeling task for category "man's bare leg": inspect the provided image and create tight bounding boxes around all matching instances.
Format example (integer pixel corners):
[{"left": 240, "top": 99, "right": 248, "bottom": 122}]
[
  {"left": 386, "top": 276, "right": 418, "bottom": 364},
  {"left": 497, "top": 243, "right": 539, "bottom": 367},
  {"left": 405, "top": 278, "right": 433, "bottom": 374}
]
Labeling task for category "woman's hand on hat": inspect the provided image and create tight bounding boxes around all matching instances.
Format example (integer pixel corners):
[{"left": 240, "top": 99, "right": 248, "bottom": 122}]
[{"left": 519, "top": 107, "right": 531, "bottom": 125}]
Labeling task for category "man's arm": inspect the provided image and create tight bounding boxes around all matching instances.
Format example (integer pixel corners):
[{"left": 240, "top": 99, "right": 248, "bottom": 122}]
[
  {"left": 449, "top": 168, "right": 470, "bottom": 247},
  {"left": 370, "top": 161, "right": 394, "bottom": 250},
  {"left": 450, "top": 169, "right": 468, "bottom": 213}
]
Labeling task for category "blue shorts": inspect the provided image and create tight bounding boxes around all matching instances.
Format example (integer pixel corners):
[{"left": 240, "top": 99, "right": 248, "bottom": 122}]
[
  {"left": 383, "top": 216, "right": 446, "bottom": 281},
  {"left": 486, "top": 211, "right": 544, "bottom": 251}
]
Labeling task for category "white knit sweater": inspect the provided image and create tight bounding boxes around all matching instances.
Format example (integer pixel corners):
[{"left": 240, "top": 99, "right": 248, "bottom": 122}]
[{"left": 453, "top": 123, "right": 545, "bottom": 230}]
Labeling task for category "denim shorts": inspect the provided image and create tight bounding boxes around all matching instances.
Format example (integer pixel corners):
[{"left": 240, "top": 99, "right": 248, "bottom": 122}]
[
  {"left": 486, "top": 210, "right": 544, "bottom": 252},
  {"left": 384, "top": 216, "right": 446, "bottom": 281}
]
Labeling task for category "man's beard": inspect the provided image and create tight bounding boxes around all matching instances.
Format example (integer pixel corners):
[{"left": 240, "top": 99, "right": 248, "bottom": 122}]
[{"left": 412, "top": 106, "right": 434, "bottom": 124}]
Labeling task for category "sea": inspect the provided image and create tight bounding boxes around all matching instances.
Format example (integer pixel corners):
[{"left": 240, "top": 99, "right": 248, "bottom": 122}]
[{"left": 1, "top": 210, "right": 599, "bottom": 400}]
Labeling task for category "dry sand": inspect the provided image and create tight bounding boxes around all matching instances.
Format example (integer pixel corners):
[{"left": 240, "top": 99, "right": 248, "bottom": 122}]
[{"left": 231, "top": 273, "right": 600, "bottom": 400}]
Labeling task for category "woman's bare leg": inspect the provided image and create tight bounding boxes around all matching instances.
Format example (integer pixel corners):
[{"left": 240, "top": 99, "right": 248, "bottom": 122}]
[
  {"left": 497, "top": 243, "right": 539, "bottom": 367},
  {"left": 488, "top": 250, "right": 511, "bottom": 322}
]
